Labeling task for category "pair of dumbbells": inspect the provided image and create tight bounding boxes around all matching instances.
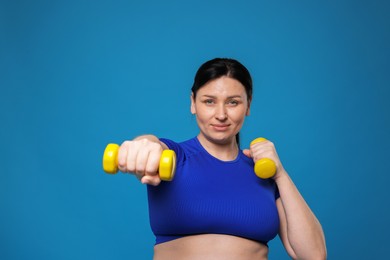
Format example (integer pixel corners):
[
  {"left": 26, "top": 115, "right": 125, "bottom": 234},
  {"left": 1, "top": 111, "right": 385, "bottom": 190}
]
[{"left": 102, "top": 138, "right": 276, "bottom": 180}]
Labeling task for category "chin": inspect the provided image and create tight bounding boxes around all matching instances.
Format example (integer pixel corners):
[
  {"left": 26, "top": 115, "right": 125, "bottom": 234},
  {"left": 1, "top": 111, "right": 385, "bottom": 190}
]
[{"left": 208, "top": 134, "right": 235, "bottom": 145}]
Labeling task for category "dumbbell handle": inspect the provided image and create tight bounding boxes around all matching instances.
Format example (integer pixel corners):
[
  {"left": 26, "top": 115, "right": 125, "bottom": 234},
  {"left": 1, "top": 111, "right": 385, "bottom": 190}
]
[
  {"left": 102, "top": 143, "right": 176, "bottom": 181},
  {"left": 250, "top": 138, "right": 277, "bottom": 179}
]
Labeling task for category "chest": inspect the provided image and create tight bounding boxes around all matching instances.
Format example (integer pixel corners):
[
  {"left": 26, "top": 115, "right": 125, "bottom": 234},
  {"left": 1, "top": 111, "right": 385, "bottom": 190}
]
[{"left": 147, "top": 155, "right": 279, "bottom": 242}]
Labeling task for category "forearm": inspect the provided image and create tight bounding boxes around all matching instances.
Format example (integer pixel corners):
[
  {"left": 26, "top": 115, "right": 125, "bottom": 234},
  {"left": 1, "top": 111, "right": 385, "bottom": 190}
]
[{"left": 276, "top": 171, "right": 326, "bottom": 259}]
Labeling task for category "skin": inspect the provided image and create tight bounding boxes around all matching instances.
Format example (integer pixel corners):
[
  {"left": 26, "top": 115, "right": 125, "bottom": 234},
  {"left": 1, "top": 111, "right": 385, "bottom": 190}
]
[
  {"left": 117, "top": 76, "right": 327, "bottom": 259},
  {"left": 190, "top": 76, "right": 251, "bottom": 160}
]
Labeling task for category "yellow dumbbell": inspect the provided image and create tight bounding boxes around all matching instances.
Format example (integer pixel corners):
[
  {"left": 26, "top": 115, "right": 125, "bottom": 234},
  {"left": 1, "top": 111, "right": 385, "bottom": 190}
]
[
  {"left": 250, "top": 138, "right": 277, "bottom": 179},
  {"left": 102, "top": 143, "right": 176, "bottom": 181}
]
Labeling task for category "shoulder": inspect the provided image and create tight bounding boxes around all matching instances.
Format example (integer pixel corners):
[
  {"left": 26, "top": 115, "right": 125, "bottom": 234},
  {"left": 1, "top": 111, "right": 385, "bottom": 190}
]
[
  {"left": 159, "top": 137, "right": 197, "bottom": 150},
  {"left": 159, "top": 137, "right": 201, "bottom": 164}
]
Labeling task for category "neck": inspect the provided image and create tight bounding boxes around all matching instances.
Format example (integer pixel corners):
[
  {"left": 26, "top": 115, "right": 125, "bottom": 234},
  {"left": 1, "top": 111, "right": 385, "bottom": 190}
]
[{"left": 197, "top": 134, "right": 239, "bottom": 161}]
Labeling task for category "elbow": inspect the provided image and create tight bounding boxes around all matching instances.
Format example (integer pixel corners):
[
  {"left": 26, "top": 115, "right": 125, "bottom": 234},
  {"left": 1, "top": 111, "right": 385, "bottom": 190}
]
[
  {"left": 314, "top": 227, "right": 327, "bottom": 259},
  {"left": 317, "top": 245, "right": 327, "bottom": 260},
  {"left": 308, "top": 248, "right": 327, "bottom": 260},
  {"left": 312, "top": 251, "right": 327, "bottom": 260},
  {"left": 290, "top": 252, "right": 326, "bottom": 260},
  {"left": 304, "top": 222, "right": 327, "bottom": 259},
  {"left": 294, "top": 245, "right": 327, "bottom": 260},
  {"left": 288, "top": 238, "right": 327, "bottom": 260}
]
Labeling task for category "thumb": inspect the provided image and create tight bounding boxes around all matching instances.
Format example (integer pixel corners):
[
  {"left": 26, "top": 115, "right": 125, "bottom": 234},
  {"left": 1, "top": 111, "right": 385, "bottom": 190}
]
[
  {"left": 140, "top": 175, "right": 161, "bottom": 186},
  {"left": 242, "top": 149, "right": 252, "bottom": 158}
]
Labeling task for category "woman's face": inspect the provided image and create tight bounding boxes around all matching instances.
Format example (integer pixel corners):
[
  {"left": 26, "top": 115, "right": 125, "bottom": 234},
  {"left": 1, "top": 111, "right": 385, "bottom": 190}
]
[{"left": 191, "top": 76, "right": 251, "bottom": 145}]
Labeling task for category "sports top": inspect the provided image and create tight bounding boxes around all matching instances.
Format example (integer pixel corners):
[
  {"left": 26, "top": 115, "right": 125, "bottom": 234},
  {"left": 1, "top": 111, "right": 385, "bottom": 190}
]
[{"left": 147, "top": 137, "right": 280, "bottom": 245}]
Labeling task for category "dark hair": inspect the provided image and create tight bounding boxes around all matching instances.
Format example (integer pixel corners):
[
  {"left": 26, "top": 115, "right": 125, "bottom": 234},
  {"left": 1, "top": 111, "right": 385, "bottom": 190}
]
[{"left": 191, "top": 58, "right": 253, "bottom": 147}]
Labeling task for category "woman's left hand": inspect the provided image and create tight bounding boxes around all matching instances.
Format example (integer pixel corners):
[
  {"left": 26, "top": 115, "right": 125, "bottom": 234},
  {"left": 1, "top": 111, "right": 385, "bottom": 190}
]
[{"left": 243, "top": 139, "right": 286, "bottom": 180}]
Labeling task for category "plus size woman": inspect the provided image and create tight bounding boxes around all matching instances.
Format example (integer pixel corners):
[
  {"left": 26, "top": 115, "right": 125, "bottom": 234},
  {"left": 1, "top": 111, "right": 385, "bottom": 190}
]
[{"left": 117, "top": 58, "right": 326, "bottom": 259}]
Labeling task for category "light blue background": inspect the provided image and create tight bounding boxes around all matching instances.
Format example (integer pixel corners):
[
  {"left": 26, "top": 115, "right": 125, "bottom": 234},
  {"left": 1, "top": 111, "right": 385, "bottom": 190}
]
[{"left": 1, "top": 0, "right": 389, "bottom": 259}]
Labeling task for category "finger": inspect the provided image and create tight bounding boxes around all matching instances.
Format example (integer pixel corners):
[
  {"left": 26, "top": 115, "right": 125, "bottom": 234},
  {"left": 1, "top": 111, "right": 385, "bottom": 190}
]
[
  {"left": 140, "top": 175, "right": 161, "bottom": 186},
  {"left": 145, "top": 147, "right": 162, "bottom": 177},
  {"left": 118, "top": 141, "right": 130, "bottom": 172},
  {"left": 251, "top": 139, "right": 272, "bottom": 150},
  {"left": 126, "top": 141, "right": 139, "bottom": 173},
  {"left": 135, "top": 146, "right": 150, "bottom": 176},
  {"left": 251, "top": 141, "right": 276, "bottom": 161},
  {"left": 242, "top": 149, "right": 252, "bottom": 158}
]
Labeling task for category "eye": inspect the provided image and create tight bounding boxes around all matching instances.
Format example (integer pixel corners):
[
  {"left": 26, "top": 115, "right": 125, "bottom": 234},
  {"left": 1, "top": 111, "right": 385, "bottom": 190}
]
[
  {"left": 203, "top": 99, "right": 215, "bottom": 105},
  {"left": 227, "top": 99, "right": 240, "bottom": 106}
]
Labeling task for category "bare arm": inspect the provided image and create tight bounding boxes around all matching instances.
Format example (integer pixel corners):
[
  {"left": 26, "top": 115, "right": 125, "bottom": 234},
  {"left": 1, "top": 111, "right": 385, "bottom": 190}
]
[
  {"left": 246, "top": 140, "right": 326, "bottom": 259},
  {"left": 275, "top": 171, "right": 327, "bottom": 259}
]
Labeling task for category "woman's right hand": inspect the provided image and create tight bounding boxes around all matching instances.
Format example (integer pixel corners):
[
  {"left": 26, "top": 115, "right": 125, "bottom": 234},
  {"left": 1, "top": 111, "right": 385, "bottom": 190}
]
[{"left": 117, "top": 137, "right": 163, "bottom": 186}]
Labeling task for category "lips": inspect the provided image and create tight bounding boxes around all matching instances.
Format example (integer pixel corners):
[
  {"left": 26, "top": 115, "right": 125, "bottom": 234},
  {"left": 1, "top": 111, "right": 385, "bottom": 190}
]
[{"left": 211, "top": 124, "right": 230, "bottom": 131}]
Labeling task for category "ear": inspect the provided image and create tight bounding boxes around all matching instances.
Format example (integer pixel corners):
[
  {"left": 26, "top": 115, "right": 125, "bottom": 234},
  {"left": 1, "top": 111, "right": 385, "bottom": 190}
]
[
  {"left": 246, "top": 97, "right": 252, "bottom": 116},
  {"left": 190, "top": 93, "right": 196, "bottom": 115}
]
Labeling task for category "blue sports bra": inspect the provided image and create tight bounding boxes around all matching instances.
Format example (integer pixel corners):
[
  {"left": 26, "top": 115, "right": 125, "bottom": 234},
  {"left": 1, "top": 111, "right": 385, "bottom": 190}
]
[{"left": 147, "top": 137, "right": 280, "bottom": 245}]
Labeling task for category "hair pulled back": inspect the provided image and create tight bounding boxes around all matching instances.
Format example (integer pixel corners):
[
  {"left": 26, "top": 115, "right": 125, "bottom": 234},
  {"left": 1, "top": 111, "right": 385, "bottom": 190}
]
[
  {"left": 191, "top": 58, "right": 253, "bottom": 147},
  {"left": 191, "top": 58, "right": 253, "bottom": 100}
]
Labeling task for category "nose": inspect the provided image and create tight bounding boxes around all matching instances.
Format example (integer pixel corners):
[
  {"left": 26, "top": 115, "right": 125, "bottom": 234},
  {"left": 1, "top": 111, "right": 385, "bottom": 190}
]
[{"left": 215, "top": 104, "right": 227, "bottom": 121}]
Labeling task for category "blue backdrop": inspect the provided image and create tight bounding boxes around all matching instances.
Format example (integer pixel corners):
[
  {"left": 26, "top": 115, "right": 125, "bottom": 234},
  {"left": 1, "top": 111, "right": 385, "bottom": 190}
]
[{"left": 1, "top": 0, "right": 389, "bottom": 259}]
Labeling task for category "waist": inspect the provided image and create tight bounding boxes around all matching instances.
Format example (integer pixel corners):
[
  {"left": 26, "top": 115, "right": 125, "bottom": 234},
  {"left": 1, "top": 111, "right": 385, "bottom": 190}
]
[{"left": 153, "top": 234, "right": 269, "bottom": 260}]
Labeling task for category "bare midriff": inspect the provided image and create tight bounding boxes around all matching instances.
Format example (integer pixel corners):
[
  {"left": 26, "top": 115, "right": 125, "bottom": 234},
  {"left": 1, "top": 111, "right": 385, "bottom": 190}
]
[{"left": 153, "top": 234, "right": 269, "bottom": 260}]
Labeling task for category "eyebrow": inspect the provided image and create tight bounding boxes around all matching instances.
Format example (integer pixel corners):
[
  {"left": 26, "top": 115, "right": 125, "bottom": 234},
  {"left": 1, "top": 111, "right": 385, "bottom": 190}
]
[{"left": 201, "top": 95, "right": 243, "bottom": 99}]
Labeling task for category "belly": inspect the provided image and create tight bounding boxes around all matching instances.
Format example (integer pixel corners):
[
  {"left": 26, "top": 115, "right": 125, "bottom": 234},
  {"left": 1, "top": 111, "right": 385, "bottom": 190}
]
[{"left": 153, "top": 234, "right": 269, "bottom": 260}]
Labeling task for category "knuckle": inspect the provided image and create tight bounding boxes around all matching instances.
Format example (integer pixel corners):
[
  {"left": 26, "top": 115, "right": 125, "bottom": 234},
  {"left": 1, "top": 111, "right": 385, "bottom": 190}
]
[
  {"left": 149, "top": 142, "right": 162, "bottom": 153},
  {"left": 136, "top": 166, "right": 145, "bottom": 174},
  {"left": 121, "top": 140, "right": 132, "bottom": 148},
  {"left": 138, "top": 138, "right": 149, "bottom": 146},
  {"left": 145, "top": 166, "right": 154, "bottom": 175},
  {"left": 118, "top": 160, "right": 125, "bottom": 168},
  {"left": 127, "top": 166, "right": 135, "bottom": 173}
]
